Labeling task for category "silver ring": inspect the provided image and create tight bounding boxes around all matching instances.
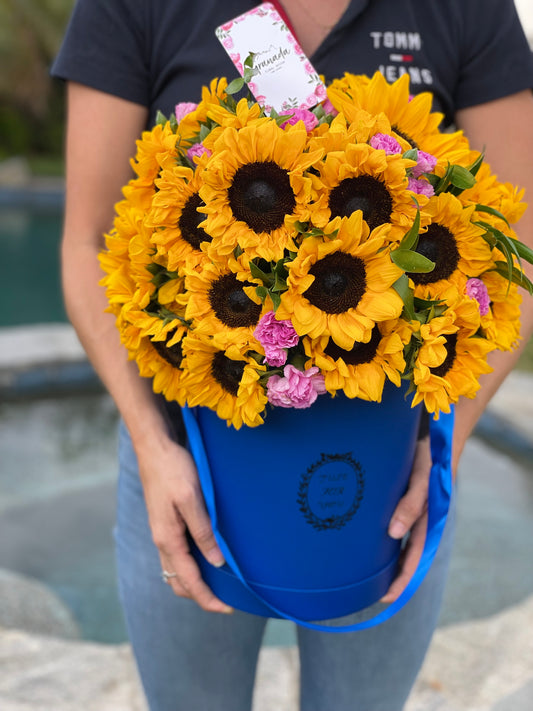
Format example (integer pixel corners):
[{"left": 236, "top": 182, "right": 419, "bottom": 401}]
[{"left": 161, "top": 569, "right": 177, "bottom": 583}]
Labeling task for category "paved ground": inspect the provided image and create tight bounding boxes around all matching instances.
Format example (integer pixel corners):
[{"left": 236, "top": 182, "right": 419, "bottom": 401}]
[{"left": 0, "top": 323, "right": 532, "bottom": 709}]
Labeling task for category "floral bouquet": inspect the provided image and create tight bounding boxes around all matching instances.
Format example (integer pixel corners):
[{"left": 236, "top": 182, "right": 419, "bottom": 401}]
[{"left": 99, "top": 71, "right": 533, "bottom": 429}]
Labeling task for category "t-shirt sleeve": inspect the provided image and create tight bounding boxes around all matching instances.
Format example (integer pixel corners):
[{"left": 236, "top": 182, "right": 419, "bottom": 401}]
[
  {"left": 454, "top": 0, "right": 533, "bottom": 109},
  {"left": 51, "top": 0, "right": 150, "bottom": 107}
]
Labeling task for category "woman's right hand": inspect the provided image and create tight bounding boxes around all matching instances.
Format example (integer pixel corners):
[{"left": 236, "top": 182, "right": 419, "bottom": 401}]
[{"left": 136, "top": 433, "right": 233, "bottom": 614}]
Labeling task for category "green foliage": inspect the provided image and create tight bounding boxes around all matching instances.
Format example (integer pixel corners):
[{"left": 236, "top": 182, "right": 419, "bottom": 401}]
[{"left": 0, "top": 0, "right": 74, "bottom": 161}]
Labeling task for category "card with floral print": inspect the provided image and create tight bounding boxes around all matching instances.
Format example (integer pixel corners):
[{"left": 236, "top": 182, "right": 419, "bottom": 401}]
[{"left": 216, "top": 2, "right": 327, "bottom": 113}]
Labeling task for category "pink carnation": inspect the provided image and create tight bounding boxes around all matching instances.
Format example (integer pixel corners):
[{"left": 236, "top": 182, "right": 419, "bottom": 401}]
[
  {"left": 466, "top": 278, "right": 490, "bottom": 316},
  {"left": 254, "top": 311, "right": 299, "bottom": 367},
  {"left": 187, "top": 143, "right": 212, "bottom": 162},
  {"left": 321, "top": 98, "right": 338, "bottom": 116},
  {"left": 280, "top": 108, "right": 319, "bottom": 132},
  {"left": 412, "top": 150, "right": 437, "bottom": 178},
  {"left": 175, "top": 102, "right": 198, "bottom": 123},
  {"left": 370, "top": 133, "right": 402, "bottom": 155},
  {"left": 408, "top": 177, "right": 435, "bottom": 198},
  {"left": 267, "top": 365, "right": 326, "bottom": 409}
]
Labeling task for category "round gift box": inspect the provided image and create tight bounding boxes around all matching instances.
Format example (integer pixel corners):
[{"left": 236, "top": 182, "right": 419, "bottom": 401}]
[{"left": 186, "top": 382, "right": 422, "bottom": 621}]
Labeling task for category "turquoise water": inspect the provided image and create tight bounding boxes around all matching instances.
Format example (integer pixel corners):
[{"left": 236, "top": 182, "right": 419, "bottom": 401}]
[{"left": 1, "top": 205, "right": 66, "bottom": 327}]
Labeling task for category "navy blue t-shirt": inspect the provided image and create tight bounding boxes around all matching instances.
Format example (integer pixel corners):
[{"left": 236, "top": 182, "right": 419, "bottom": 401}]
[{"left": 52, "top": 0, "right": 533, "bottom": 128}]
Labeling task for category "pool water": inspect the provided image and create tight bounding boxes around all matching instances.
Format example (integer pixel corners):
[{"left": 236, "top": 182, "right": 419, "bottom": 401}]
[{"left": 1, "top": 205, "right": 66, "bottom": 327}]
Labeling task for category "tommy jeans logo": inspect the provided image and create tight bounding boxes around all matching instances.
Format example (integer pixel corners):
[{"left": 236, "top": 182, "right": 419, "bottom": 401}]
[
  {"left": 370, "top": 31, "right": 422, "bottom": 51},
  {"left": 370, "top": 30, "right": 433, "bottom": 87}
]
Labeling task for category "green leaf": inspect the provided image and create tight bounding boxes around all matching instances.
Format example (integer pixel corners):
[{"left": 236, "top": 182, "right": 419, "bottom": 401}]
[
  {"left": 255, "top": 285, "right": 269, "bottom": 302},
  {"left": 198, "top": 124, "right": 211, "bottom": 142},
  {"left": 434, "top": 163, "right": 453, "bottom": 194},
  {"left": 492, "top": 261, "right": 533, "bottom": 295},
  {"left": 399, "top": 209, "right": 421, "bottom": 251},
  {"left": 270, "top": 291, "right": 282, "bottom": 310},
  {"left": 392, "top": 274, "right": 415, "bottom": 320},
  {"left": 392, "top": 273, "right": 411, "bottom": 301},
  {"left": 155, "top": 110, "right": 168, "bottom": 126},
  {"left": 515, "top": 239, "right": 533, "bottom": 266},
  {"left": 476, "top": 222, "right": 525, "bottom": 278},
  {"left": 425, "top": 173, "right": 441, "bottom": 189},
  {"left": 403, "top": 148, "right": 419, "bottom": 162},
  {"left": 475, "top": 204, "right": 510, "bottom": 227},
  {"left": 467, "top": 152, "right": 484, "bottom": 178},
  {"left": 391, "top": 249, "right": 435, "bottom": 273},
  {"left": 293, "top": 221, "right": 309, "bottom": 234},
  {"left": 272, "top": 273, "right": 287, "bottom": 292},
  {"left": 449, "top": 165, "right": 476, "bottom": 191},
  {"left": 413, "top": 296, "right": 444, "bottom": 311},
  {"left": 249, "top": 261, "right": 274, "bottom": 286},
  {"left": 244, "top": 52, "right": 256, "bottom": 69},
  {"left": 478, "top": 227, "right": 497, "bottom": 248},
  {"left": 145, "top": 262, "right": 163, "bottom": 276},
  {"left": 226, "top": 77, "right": 245, "bottom": 95}
]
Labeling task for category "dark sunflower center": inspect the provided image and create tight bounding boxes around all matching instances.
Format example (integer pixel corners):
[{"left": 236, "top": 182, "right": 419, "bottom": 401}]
[
  {"left": 304, "top": 252, "right": 366, "bottom": 314},
  {"left": 211, "top": 351, "right": 246, "bottom": 395},
  {"left": 178, "top": 192, "right": 212, "bottom": 249},
  {"left": 151, "top": 334, "right": 183, "bottom": 369},
  {"left": 391, "top": 125, "right": 419, "bottom": 150},
  {"left": 208, "top": 273, "right": 262, "bottom": 328},
  {"left": 328, "top": 175, "right": 393, "bottom": 230},
  {"left": 324, "top": 325, "right": 381, "bottom": 365},
  {"left": 408, "top": 224, "right": 460, "bottom": 285},
  {"left": 228, "top": 161, "right": 296, "bottom": 232},
  {"left": 430, "top": 333, "right": 458, "bottom": 378}
]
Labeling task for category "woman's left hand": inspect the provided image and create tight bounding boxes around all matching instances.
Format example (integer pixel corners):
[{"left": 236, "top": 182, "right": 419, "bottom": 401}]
[{"left": 380, "top": 436, "right": 432, "bottom": 603}]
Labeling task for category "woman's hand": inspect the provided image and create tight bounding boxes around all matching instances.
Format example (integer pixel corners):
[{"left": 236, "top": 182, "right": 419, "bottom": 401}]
[
  {"left": 380, "top": 436, "right": 432, "bottom": 603},
  {"left": 136, "top": 434, "right": 233, "bottom": 614}
]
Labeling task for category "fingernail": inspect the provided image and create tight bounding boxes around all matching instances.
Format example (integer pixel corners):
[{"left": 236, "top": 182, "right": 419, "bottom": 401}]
[
  {"left": 388, "top": 520, "right": 407, "bottom": 539},
  {"left": 206, "top": 548, "right": 225, "bottom": 568},
  {"left": 221, "top": 605, "right": 233, "bottom": 614}
]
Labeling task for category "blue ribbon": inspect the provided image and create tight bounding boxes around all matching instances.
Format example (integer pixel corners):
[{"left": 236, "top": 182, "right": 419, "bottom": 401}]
[{"left": 182, "top": 404, "right": 454, "bottom": 633}]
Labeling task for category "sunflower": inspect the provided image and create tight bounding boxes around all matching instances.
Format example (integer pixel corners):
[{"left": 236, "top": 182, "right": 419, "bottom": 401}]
[
  {"left": 103, "top": 296, "right": 188, "bottom": 405},
  {"left": 99, "top": 222, "right": 138, "bottom": 316},
  {"left": 179, "top": 335, "right": 267, "bottom": 428},
  {"left": 174, "top": 77, "right": 230, "bottom": 147},
  {"left": 184, "top": 259, "right": 266, "bottom": 346},
  {"left": 130, "top": 121, "right": 179, "bottom": 195},
  {"left": 198, "top": 119, "right": 323, "bottom": 261},
  {"left": 411, "top": 287, "right": 494, "bottom": 414},
  {"left": 303, "top": 317, "right": 413, "bottom": 401},
  {"left": 309, "top": 140, "right": 418, "bottom": 240},
  {"left": 327, "top": 72, "right": 472, "bottom": 168},
  {"left": 308, "top": 109, "right": 393, "bottom": 155},
  {"left": 147, "top": 157, "right": 213, "bottom": 273},
  {"left": 201, "top": 97, "right": 264, "bottom": 151},
  {"left": 276, "top": 212, "right": 404, "bottom": 349},
  {"left": 409, "top": 193, "right": 493, "bottom": 296},
  {"left": 100, "top": 201, "right": 160, "bottom": 312},
  {"left": 460, "top": 161, "right": 528, "bottom": 229},
  {"left": 479, "top": 270, "right": 522, "bottom": 351}
]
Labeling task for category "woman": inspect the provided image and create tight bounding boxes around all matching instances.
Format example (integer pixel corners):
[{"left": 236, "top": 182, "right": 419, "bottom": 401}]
[{"left": 52, "top": 1, "right": 533, "bottom": 709}]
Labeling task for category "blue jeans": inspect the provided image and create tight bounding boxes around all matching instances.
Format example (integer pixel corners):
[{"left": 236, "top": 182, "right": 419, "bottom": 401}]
[{"left": 115, "top": 421, "right": 456, "bottom": 711}]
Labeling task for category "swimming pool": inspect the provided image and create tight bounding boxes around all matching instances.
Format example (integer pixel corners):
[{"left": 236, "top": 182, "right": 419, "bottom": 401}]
[{"left": 1, "top": 191, "right": 66, "bottom": 328}]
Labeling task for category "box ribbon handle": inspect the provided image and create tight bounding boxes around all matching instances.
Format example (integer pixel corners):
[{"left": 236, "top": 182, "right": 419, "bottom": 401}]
[{"left": 182, "top": 405, "right": 453, "bottom": 633}]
